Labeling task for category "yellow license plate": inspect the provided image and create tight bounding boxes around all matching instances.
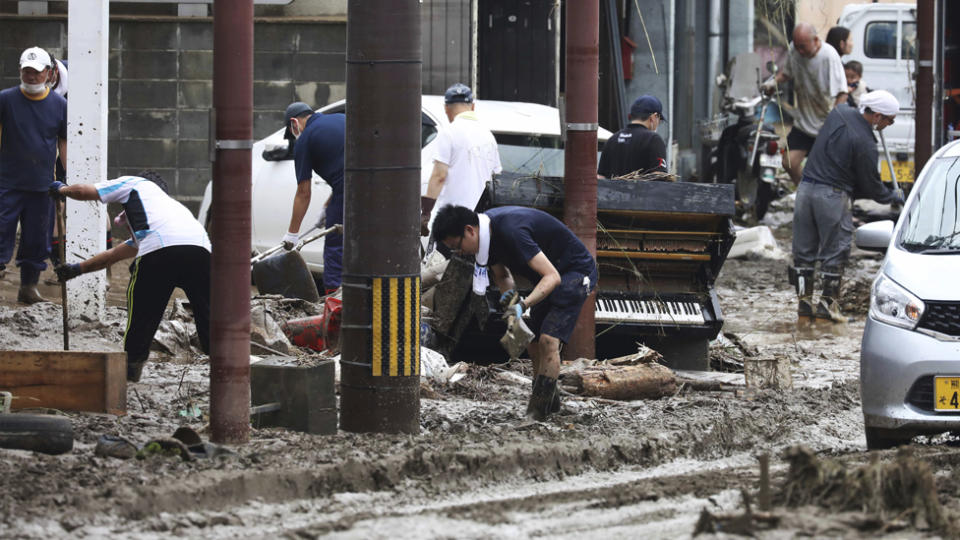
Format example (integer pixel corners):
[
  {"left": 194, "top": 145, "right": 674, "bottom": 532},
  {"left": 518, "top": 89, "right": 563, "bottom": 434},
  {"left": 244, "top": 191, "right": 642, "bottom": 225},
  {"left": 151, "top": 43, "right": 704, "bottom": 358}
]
[
  {"left": 934, "top": 377, "right": 960, "bottom": 411},
  {"left": 880, "top": 160, "right": 915, "bottom": 184}
]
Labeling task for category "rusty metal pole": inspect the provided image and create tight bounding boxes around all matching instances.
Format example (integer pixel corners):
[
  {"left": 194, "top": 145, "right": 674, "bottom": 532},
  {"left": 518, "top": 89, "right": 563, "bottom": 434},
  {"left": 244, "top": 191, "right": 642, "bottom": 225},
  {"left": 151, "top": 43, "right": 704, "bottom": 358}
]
[
  {"left": 340, "top": 0, "right": 422, "bottom": 434},
  {"left": 209, "top": 0, "right": 253, "bottom": 444},
  {"left": 915, "top": 0, "right": 934, "bottom": 173},
  {"left": 562, "top": 0, "right": 599, "bottom": 361}
]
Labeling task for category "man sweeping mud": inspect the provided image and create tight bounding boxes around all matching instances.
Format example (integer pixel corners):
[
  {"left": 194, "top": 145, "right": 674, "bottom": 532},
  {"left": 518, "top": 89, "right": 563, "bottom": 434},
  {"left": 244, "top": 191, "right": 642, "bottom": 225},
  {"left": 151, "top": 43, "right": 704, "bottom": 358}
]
[
  {"left": 49, "top": 171, "right": 211, "bottom": 382},
  {"left": 432, "top": 204, "right": 597, "bottom": 420}
]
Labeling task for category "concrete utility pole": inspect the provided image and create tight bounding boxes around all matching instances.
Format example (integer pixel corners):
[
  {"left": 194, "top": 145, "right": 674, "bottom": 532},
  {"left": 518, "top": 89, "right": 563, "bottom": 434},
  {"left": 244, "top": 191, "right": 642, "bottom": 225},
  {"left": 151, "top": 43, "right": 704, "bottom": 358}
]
[
  {"left": 915, "top": 0, "right": 934, "bottom": 173},
  {"left": 209, "top": 0, "right": 253, "bottom": 445},
  {"left": 65, "top": 0, "right": 109, "bottom": 322},
  {"left": 340, "top": 0, "right": 421, "bottom": 434},
  {"left": 562, "top": 0, "right": 599, "bottom": 361}
]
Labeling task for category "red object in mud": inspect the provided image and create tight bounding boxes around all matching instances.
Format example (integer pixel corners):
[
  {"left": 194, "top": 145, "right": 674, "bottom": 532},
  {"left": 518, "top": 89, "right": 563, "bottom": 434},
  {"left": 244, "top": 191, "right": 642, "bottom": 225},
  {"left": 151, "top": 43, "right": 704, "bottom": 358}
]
[{"left": 282, "top": 297, "right": 342, "bottom": 352}]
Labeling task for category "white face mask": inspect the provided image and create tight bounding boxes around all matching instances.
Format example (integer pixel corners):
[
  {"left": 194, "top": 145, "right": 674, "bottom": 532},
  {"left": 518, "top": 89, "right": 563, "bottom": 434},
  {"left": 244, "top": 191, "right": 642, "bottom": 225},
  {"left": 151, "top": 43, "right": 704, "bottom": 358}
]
[
  {"left": 20, "top": 80, "right": 46, "bottom": 94},
  {"left": 290, "top": 119, "right": 302, "bottom": 139}
]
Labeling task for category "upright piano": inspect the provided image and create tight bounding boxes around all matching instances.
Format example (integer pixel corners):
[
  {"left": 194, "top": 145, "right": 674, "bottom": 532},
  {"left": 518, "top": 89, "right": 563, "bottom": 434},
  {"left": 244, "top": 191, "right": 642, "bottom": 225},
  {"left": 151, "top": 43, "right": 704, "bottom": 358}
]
[{"left": 484, "top": 173, "right": 736, "bottom": 369}]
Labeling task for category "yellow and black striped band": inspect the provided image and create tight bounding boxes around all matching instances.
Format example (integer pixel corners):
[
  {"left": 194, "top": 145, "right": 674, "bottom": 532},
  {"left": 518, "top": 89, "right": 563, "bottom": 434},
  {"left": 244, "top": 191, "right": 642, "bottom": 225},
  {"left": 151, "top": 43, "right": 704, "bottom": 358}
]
[{"left": 370, "top": 275, "right": 420, "bottom": 377}]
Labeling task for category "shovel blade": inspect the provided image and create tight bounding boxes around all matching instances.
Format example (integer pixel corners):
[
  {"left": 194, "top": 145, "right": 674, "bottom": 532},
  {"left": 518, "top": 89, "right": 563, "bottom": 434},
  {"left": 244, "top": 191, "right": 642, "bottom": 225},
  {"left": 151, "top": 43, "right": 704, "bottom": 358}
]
[
  {"left": 500, "top": 315, "right": 535, "bottom": 359},
  {"left": 252, "top": 251, "right": 321, "bottom": 302}
]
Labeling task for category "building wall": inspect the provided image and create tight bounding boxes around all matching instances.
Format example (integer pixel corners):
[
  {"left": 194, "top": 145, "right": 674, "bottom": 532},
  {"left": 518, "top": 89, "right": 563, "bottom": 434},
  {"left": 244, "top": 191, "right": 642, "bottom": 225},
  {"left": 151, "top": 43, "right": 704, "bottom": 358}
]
[{"left": 0, "top": 15, "right": 346, "bottom": 212}]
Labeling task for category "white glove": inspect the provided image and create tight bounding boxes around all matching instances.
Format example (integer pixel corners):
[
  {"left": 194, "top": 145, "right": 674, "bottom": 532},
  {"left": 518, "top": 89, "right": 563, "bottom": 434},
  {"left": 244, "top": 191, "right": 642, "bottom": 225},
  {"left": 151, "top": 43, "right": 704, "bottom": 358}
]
[
  {"left": 281, "top": 231, "right": 299, "bottom": 250},
  {"left": 314, "top": 206, "right": 327, "bottom": 230},
  {"left": 761, "top": 78, "right": 777, "bottom": 95}
]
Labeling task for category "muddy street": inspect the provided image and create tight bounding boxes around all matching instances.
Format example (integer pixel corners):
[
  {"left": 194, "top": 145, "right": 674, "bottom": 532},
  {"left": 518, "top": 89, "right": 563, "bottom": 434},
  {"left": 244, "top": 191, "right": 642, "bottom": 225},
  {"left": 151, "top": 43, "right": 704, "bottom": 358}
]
[{"left": 2, "top": 199, "right": 960, "bottom": 539}]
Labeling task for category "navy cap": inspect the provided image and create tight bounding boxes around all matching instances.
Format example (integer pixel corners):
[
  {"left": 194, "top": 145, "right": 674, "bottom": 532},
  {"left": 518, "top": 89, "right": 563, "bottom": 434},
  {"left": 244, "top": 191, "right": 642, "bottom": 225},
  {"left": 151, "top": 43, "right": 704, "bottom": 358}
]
[
  {"left": 283, "top": 102, "right": 313, "bottom": 138},
  {"left": 629, "top": 95, "right": 666, "bottom": 121},
  {"left": 444, "top": 83, "right": 474, "bottom": 104}
]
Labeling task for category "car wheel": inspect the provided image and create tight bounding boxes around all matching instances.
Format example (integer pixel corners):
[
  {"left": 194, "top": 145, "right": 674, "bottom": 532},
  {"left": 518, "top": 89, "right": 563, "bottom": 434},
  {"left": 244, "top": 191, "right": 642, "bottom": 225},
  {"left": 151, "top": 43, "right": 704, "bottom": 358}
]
[
  {"left": 0, "top": 413, "right": 74, "bottom": 455},
  {"left": 865, "top": 426, "right": 911, "bottom": 450}
]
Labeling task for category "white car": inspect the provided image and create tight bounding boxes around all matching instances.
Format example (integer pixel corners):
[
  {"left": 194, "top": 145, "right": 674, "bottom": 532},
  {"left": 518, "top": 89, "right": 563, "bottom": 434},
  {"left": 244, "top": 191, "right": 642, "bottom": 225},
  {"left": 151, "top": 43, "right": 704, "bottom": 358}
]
[{"left": 197, "top": 96, "right": 612, "bottom": 275}]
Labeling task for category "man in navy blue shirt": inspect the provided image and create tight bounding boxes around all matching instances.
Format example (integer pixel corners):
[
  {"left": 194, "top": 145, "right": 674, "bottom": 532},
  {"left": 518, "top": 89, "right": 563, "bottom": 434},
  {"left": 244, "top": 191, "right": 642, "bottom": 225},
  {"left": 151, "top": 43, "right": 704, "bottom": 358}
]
[
  {"left": 281, "top": 101, "right": 346, "bottom": 292},
  {"left": 0, "top": 47, "right": 67, "bottom": 304},
  {"left": 432, "top": 204, "right": 597, "bottom": 420}
]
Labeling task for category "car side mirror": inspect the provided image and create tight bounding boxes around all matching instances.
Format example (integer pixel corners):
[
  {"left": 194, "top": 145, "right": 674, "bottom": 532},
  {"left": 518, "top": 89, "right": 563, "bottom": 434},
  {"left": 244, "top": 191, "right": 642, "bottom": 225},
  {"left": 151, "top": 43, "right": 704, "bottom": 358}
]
[{"left": 855, "top": 220, "right": 895, "bottom": 252}]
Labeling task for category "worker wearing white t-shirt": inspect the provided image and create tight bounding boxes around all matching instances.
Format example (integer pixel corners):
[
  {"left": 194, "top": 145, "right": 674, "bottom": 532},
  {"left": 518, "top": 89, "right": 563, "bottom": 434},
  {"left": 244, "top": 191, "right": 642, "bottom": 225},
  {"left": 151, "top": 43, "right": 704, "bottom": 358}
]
[
  {"left": 420, "top": 83, "right": 502, "bottom": 237},
  {"left": 50, "top": 171, "right": 212, "bottom": 383}
]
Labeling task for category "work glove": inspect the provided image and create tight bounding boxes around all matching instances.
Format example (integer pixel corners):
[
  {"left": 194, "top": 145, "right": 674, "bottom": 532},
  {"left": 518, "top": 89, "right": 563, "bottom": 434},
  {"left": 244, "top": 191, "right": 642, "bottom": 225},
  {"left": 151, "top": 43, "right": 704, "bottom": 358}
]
[
  {"left": 892, "top": 188, "right": 905, "bottom": 205},
  {"left": 314, "top": 206, "right": 327, "bottom": 230},
  {"left": 54, "top": 263, "right": 82, "bottom": 282},
  {"left": 760, "top": 78, "right": 777, "bottom": 96},
  {"left": 49, "top": 181, "right": 66, "bottom": 201},
  {"left": 281, "top": 232, "right": 299, "bottom": 251},
  {"left": 499, "top": 289, "right": 518, "bottom": 310},
  {"left": 420, "top": 196, "right": 436, "bottom": 237},
  {"left": 506, "top": 301, "right": 525, "bottom": 321}
]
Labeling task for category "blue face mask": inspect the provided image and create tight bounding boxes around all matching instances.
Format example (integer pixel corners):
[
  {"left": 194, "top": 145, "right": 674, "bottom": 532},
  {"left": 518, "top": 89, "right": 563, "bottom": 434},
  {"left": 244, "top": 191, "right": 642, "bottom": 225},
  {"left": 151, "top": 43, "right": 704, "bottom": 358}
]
[{"left": 848, "top": 81, "right": 859, "bottom": 89}]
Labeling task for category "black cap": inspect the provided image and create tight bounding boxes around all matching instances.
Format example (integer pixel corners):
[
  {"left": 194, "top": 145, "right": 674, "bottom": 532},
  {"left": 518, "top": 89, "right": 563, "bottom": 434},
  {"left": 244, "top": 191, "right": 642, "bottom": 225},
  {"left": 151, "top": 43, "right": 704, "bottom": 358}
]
[
  {"left": 283, "top": 102, "right": 314, "bottom": 139},
  {"left": 444, "top": 83, "right": 474, "bottom": 105},
  {"left": 629, "top": 95, "right": 666, "bottom": 121}
]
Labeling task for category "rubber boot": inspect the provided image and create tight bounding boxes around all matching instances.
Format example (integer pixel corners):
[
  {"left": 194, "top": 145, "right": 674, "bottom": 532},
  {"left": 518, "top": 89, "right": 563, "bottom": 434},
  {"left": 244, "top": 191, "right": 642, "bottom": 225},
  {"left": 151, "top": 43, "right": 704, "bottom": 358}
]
[
  {"left": 794, "top": 267, "right": 815, "bottom": 320},
  {"left": 815, "top": 271, "right": 847, "bottom": 323},
  {"left": 526, "top": 375, "right": 558, "bottom": 421},
  {"left": 17, "top": 266, "right": 46, "bottom": 304},
  {"left": 127, "top": 352, "right": 149, "bottom": 383},
  {"left": 533, "top": 378, "right": 562, "bottom": 413}
]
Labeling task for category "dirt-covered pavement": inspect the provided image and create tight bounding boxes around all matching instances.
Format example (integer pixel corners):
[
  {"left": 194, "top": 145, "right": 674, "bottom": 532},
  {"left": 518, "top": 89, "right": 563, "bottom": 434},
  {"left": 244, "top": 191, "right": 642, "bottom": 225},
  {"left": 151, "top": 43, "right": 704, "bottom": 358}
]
[{"left": 3, "top": 198, "right": 960, "bottom": 539}]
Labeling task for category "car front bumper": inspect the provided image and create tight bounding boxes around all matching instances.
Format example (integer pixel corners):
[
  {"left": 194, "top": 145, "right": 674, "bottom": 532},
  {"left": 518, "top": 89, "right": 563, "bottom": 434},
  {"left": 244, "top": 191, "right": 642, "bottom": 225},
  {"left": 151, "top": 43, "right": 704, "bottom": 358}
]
[{"left": 861, "top": 316, "right": 960, "bottom": 434}]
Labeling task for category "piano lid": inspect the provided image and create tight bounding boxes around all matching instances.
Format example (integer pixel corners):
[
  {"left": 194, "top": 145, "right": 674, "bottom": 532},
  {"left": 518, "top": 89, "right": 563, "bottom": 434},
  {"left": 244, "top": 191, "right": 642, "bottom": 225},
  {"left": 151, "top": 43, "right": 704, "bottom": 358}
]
[{"left": 489, "top": 173, "right": 736, "bottom": 217}]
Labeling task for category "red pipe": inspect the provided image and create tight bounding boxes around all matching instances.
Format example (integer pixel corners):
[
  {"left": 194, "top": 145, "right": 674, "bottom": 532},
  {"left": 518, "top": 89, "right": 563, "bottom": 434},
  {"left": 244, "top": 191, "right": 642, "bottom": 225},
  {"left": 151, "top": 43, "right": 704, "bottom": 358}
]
[
  {"left": 562, "top": 0, "right": 599, "bottom": 361},
  {"left": 915, "top": 0, "right": 934, "bottom": 173},
  {"left": 210, "top": 0, "right": 253, "bottom": 444}
]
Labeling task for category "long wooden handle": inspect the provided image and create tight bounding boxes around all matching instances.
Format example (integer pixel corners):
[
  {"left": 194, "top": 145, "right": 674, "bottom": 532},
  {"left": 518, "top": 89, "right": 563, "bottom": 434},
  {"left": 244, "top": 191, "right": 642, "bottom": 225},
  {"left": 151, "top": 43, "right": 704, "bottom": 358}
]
[{"left": 57, "top": 199, "right": 69, "bottom": 351}]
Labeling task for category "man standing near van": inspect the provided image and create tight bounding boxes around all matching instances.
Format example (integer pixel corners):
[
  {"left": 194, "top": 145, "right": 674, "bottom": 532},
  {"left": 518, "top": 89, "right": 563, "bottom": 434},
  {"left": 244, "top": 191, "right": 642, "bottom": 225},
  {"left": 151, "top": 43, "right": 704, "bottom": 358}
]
[
  {"left": 790, "top": 90, "right": 903, "bottom": 324},
  {"left": 765, "top": 23, "right": 848, "bottom": 186},
  {"left": 420, "top": 83, "right": 502, "bottom": 238},
  {"left": 597, "top": 95, "right": 667, "bottom": 178}
]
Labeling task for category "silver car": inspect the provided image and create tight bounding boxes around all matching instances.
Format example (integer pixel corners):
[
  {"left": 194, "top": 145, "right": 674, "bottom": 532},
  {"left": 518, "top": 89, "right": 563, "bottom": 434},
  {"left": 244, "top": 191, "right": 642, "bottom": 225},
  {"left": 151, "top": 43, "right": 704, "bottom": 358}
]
[{"left": 857, "top": 138, "right": 960, "bottom": 449}]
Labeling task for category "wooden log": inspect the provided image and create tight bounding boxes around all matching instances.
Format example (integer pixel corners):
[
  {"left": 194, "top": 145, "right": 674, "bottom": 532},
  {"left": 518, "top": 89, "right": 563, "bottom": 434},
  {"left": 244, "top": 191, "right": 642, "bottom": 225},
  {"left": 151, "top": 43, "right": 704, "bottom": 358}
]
[
  {"left": 0, "top": 350, "right": 127, "bottom": 415},
  {"left": 564, "top": 363, "right": 677, "bottom": 400}
]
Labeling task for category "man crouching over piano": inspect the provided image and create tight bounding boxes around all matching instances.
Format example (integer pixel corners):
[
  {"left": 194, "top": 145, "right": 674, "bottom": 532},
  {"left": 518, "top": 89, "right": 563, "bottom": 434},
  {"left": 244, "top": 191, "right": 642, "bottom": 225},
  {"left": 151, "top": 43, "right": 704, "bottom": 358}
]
[{"left": 432, "top": 204, "right": 598, "bottom": 420}]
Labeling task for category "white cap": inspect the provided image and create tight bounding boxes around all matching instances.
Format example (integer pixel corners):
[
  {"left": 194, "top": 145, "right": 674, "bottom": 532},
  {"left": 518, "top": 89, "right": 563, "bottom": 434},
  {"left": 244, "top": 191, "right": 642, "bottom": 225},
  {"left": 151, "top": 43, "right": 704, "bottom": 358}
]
[
  {"left": 859, "top": 90, "right": 900, "bottom": 117},
  {"left": 19, "top": 47, "right": 51, "bottom": 72}
]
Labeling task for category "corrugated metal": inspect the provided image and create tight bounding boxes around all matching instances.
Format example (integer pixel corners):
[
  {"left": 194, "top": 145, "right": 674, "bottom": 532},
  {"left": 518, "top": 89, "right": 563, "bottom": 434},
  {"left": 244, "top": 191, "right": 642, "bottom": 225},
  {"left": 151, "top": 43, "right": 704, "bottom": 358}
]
[{"left": 421, "top": 0, "right": 473, "bottom": 94}]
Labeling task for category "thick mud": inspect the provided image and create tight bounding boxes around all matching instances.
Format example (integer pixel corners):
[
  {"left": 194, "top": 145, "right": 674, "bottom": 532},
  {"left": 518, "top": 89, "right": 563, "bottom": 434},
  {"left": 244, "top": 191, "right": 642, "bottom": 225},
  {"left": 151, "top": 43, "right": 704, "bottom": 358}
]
[{"left": 1, "top": 197, "right": 956, "bottom": 539}]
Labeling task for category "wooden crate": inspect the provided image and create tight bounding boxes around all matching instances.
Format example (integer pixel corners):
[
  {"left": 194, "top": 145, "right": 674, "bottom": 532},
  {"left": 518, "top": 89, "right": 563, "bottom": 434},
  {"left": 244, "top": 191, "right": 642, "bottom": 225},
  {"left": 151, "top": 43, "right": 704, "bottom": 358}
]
[{"left": 0, "top": 351, "right": 127, "bottom": 415}]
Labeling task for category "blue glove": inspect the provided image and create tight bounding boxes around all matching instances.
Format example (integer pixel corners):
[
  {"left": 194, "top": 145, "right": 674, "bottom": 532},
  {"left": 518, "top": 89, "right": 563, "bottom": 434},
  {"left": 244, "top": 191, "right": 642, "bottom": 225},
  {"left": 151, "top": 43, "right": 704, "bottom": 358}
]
[
  {"left": 510, "top": 301, "right": 524, "bottom": 321},
  {"left": 49, "top": 181, "right": 67, "bottom": 200},
  {"left": 499, "top": 289, "right": 518, "bottom": 309}
]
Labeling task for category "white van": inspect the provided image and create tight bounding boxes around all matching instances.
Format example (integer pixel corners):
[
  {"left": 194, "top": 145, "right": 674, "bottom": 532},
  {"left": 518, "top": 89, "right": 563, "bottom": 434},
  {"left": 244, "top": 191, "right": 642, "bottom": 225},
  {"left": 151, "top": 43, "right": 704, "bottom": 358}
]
[{"left": 838, "top": 3, "right": 917, "bottom": 184}]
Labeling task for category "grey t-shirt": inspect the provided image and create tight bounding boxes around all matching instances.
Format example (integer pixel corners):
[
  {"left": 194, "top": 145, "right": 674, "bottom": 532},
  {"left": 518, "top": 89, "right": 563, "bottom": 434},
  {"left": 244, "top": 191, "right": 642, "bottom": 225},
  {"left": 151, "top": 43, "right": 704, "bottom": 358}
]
[{"left": 782, "top": 42, "right": 847, "bottom": 137}]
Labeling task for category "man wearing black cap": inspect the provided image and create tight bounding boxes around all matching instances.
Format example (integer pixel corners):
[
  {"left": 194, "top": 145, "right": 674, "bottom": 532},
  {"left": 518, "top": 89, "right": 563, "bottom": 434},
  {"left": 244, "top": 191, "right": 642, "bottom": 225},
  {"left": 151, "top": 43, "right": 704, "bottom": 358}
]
[
  {"left": 282, "top": 101, "right": 346, "bottom": 292},
  {"left": 597, "top": 95, "right": 667, "bottom": 179},
  {"left": 420, "top": 83, "right": 501, "bottom": 237}
]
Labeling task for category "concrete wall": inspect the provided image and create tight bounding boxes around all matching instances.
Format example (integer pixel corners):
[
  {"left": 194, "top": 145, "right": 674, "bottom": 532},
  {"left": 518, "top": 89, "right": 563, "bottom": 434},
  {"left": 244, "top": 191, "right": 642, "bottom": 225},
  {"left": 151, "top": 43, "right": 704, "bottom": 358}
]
[{"left": 0, "top": 15, "right": 346, "bottom": 212}]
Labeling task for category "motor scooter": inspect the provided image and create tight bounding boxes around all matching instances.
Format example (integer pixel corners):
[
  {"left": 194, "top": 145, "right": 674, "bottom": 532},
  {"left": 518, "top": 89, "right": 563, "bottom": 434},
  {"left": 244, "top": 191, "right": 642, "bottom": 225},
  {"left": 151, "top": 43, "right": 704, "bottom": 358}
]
[{"left": 701, "top": 53, "right": 786, "bottom": 222}]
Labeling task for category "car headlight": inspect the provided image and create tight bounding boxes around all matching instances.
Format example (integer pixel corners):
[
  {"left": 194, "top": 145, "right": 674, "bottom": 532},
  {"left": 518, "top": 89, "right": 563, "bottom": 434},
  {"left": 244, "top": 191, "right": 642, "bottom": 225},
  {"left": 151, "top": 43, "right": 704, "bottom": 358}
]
[{"left": 869, "top": 273, "right": 925, "bottom": 330}]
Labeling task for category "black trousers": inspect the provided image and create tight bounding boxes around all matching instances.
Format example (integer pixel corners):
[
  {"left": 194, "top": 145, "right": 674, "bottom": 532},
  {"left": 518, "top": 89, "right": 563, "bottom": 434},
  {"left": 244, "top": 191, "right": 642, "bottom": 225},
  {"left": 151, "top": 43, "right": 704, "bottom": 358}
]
[{"left": 123, "top": 245, "right": 211, "bottom": 364}]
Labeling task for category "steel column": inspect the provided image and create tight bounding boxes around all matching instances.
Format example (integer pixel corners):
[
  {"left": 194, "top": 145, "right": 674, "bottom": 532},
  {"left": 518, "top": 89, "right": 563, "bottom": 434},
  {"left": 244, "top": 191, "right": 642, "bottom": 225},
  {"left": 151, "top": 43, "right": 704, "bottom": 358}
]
[
  {"left": 915, "top": 0, "right": 934, "bottom": 173},
  {"left": 562, "top": 0, "right": 599, "bottom": 361},
  {"left": 210, "top": 0, "right": 253, "bottom": 445},
  {"left": 340, "top": 0, "right": 422, "bottom": 434}
]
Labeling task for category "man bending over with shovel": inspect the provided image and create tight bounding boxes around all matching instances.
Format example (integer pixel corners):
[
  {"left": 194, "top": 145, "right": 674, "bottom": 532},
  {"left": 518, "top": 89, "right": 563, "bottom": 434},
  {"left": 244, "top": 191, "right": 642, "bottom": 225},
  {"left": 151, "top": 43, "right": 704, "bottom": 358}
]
[
  {"left": 432, "top": 204, "right": 597, "bottom": 420},
  {"left": 49, "top": 171, "right": 211, "bottom": 382}
]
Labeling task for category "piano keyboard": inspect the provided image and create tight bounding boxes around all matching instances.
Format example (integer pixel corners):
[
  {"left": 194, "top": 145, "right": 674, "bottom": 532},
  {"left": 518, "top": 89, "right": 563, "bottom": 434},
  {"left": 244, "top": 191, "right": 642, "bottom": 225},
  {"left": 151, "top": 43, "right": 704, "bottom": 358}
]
[{"left": 595, "top": 297, "right": 705, "bottom": 325}]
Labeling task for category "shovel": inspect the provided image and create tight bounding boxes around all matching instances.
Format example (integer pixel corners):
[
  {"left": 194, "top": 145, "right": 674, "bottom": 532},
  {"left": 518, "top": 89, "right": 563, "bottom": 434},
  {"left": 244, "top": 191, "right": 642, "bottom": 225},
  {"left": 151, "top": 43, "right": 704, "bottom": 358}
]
[
  {"left": 499, "top": 295, "right": 535, "bottom": 360},
  {"left": 251, "top": 225, "right": 341, "bottom": 302},
  {"left": 55, "top": 198, "right": 69, "bottom": 350},
  {"left": 878, "top": 130, "right": 901, "bottom": 192}
]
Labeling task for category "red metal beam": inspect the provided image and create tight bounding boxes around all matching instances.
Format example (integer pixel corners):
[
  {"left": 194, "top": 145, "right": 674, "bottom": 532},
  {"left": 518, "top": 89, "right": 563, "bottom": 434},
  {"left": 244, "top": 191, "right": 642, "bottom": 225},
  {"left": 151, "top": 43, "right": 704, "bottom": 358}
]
[
  {"left": 562, "top": 0, "right": 599, "bottom": 361},
  {"left": 915, "top": 0, "right": 934, "bottom": 172},
  {"left": 210, "top": 0, "right": 253, "bottom": 444}
]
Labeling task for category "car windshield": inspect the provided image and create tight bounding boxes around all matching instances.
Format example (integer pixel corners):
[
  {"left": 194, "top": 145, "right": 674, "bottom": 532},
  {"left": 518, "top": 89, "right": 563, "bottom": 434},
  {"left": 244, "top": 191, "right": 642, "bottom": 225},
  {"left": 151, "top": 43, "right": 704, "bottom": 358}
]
[
  {"left": 899, "top": 156, "right": 960, "bottom": 253},
  {"left": 495, "top": 133, "right": 605, "bottom": 177}
]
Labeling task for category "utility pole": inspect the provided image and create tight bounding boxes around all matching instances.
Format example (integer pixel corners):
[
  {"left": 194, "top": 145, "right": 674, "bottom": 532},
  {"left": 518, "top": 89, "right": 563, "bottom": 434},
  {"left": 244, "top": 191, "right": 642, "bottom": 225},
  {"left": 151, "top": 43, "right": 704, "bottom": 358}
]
[
  {"left": 339, "top": 0, "right": 422, "bottom": 434},
  {"left": 210, "top": 0, "right": 253, "bottom": 445},
  {"left": 915, "top": 0, "right": 934, "bottom": 172},
  {"left": 562, "top": 1, "right": 600, "bottom": 361}
]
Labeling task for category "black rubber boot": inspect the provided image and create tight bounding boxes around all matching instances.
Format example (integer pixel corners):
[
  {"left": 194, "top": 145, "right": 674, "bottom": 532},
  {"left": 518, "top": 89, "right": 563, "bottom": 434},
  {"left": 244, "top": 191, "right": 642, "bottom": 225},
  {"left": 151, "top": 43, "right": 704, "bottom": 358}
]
[
  {"left": 815, "top": 271, "right": 847, "bottom": 323},
  {"left": 533, "top": 379, "right": 562, "bottom": 413},
  {"left": 526, "top": 375, "right": 557, "bottom": 421},
  {"left": 789, "top": 266, "right": 815, "bottom": 320},
  {"left": 127, "top": 353, "right": 149, "bottom": 383},
  {"left": 17, "top": 266, "right": 45, "bottom": 305}
]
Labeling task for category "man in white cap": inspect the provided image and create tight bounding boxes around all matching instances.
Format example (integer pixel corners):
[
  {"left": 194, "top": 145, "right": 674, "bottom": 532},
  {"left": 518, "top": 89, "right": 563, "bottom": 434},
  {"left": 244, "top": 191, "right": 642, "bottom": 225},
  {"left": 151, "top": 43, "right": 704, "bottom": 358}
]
[
  {"left": 0, "top": 47, "right": 67, "bottom": 303},
  {"left": 420, "top": 83, "right": 501, "bottom": 238},
  {"left": 789, "top": 90, "right": 903, "bottom": 323}
]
